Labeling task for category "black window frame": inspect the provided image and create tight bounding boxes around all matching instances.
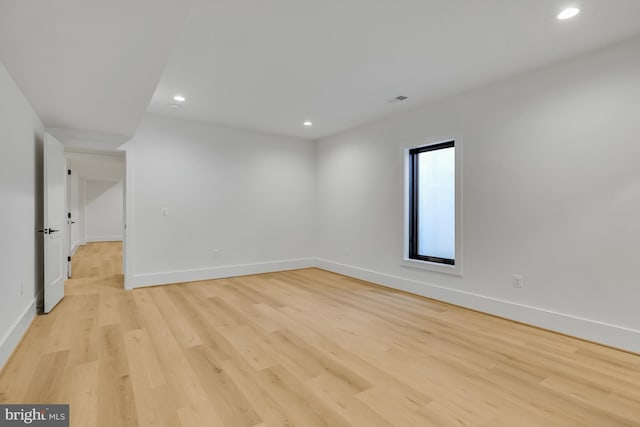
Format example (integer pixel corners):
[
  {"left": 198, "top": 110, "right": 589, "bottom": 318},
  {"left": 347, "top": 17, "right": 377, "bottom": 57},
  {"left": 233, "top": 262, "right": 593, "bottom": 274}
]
[{"left": 408, "top": 140, "right": 456, "bottom": 265}]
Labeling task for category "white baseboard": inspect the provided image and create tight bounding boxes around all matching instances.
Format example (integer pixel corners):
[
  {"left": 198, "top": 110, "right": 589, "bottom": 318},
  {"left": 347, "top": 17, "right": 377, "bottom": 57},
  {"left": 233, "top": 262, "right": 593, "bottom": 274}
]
[
  {"left": 86, "top": 236, "right": 123, "bottom": 243},
  {"left": 70, "top": 241, "right": 81, "bottom": 256},
  {"left": 316, "top": 258, "right": 640, "bottom": 354},
  {"left": 129, "top": 258, "right": 316, "bottom": 289},
  {"left": 121, "top": 255, "right": 640, "bottom": 353},
  {"left": 0, "top": 291, "right": 42, "bottom": 370}
]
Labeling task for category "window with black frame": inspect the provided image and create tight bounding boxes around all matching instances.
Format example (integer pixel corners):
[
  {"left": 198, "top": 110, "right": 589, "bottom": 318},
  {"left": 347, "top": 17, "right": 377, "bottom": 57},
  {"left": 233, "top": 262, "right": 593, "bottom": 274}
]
[{"left": 408, "top": 140, "right": 456, "bottom": 265}]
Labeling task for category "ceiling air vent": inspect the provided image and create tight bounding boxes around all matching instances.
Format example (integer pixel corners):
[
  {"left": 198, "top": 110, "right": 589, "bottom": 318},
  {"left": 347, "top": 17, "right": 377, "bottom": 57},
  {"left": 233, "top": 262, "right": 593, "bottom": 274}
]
[{"left": 389, "top": 95, "right": 408, "bottom": 103}]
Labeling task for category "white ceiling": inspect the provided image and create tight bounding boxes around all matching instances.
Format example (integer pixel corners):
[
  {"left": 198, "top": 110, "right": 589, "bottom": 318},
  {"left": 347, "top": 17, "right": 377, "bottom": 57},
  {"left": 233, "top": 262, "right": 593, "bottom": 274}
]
[
  {"left": 0, "top": 0, "right": 194, "bottom": 141},
  {"left": 147, "top": 0, "right": 640, "bottom": 139},
  {"left": 2, "top": 1, "right": 640, "bottom": 142}
]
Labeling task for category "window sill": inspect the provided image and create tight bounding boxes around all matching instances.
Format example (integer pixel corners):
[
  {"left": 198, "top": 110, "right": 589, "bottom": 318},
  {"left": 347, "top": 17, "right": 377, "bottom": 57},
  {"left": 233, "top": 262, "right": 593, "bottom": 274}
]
[{"left": 401, "top": 257, "right": 463, "bottom": 276}]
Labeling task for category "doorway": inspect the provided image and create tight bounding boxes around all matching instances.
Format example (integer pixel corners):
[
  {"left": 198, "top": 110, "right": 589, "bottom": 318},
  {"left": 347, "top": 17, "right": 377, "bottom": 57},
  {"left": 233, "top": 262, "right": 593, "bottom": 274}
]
[{"left": 64, "top": 151, "right": 125, "bottom": 291}]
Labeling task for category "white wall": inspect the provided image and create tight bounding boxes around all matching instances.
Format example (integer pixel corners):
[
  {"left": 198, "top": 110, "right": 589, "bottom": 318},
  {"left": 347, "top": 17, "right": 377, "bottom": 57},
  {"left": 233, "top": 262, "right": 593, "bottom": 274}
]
[
  {"left": 65, "top": 152, "right": 124, "bottom": 181},
  {"left": 0, "top": 60, "right": 44, "bottom": 368},
  {"left": 125, "top": 114, "right": 316, "bottom": 287},
  {"left": 85, "top": 179, "right": 123, "bottom": 242},
  {"left": 315, "top": 37, "right": 640, "bottom": 353}
]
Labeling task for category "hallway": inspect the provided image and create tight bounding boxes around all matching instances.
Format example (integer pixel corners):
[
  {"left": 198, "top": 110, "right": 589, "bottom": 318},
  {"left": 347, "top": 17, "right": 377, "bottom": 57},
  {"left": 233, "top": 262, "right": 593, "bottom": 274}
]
[{"left": 69, "top": 241, "right": 123, "bottom": 284}]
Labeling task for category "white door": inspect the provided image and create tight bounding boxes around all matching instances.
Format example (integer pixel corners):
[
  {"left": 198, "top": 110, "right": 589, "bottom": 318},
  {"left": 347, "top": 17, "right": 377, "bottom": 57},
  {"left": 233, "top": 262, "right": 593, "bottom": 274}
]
[{"left": 43, "top": 133, "right": 66, "bottom": 313}]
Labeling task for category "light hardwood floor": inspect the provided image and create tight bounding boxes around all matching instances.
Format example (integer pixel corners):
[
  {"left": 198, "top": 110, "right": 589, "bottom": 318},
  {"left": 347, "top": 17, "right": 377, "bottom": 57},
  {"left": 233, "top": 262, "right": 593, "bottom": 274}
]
[{"left": 1, "top": 242, "right": 639, "bottom": 426}]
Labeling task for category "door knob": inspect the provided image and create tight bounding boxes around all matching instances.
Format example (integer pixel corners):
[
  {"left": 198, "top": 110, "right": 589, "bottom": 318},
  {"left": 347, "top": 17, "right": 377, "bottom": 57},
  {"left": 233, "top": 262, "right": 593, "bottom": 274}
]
[{"left": 38, "top": 228, "right": 61, "bottom": 234}]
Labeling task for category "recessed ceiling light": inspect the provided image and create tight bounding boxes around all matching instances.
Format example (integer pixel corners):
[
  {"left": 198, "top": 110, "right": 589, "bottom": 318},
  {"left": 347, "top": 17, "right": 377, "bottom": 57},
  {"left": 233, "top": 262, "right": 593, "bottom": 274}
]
[
  {"left": 303, "top": 121, "right": 313, "bottom": 126},
  {"left": 557, "top": 7, "right": 580, "bottom": 20},
  {"left": 169, "top": 103, "right": 183, "bottom": 109},
  {"left": 173, "top": 94, "right": 186, "bottom": 102}
]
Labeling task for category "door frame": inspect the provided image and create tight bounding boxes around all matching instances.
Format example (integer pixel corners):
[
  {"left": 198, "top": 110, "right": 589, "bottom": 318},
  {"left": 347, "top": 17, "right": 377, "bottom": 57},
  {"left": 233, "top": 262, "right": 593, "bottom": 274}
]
[
  {"left": 62, "top": 148, "right": 128, "bottom": 289},
  {"left": 123, "top": 148, "right": 133, "bottom": 289}
]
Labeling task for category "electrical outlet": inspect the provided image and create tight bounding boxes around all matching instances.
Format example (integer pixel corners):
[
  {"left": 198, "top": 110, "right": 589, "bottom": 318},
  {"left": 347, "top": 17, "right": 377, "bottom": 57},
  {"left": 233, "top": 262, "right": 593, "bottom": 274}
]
[
  {"left": 20, "top": 281, "right": 24, "bottom": 296},
  {"left": 344, "top": 247, "right": 350, "bottom": 256},
  {"left": 513, "top": 274, "right": 524, "bottom": 288},
  {"left": 161, "top": 207, "right": 169, "bottom": 216},
  {"left": 213, "top": 249, "right": 220, "bottom": 257}
]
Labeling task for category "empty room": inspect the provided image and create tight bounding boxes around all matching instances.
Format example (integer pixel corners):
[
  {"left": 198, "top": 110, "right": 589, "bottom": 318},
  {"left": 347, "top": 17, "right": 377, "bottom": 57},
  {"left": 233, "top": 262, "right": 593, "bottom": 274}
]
[{"left": 1, "top": 1, "right": 639, "bottom": 426}]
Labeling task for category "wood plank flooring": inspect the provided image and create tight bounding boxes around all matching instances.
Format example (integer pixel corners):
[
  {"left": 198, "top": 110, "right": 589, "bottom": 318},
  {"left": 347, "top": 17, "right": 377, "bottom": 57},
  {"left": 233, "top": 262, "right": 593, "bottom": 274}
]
[{"left": 1, "top": 242, "right": 639, "bottom": 426}]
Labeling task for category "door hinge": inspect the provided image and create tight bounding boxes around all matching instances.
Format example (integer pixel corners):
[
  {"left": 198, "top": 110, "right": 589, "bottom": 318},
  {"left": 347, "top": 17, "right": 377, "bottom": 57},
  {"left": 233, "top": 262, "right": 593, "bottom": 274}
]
[
  {"left": 68, "top": 212, "right": 71, "bottom": 219},
  {"left": 68, "top": 169, "right": 71, "bottom": 175},
  {"left": 67, "top": 256, "right": 71, "bottom": 262}
]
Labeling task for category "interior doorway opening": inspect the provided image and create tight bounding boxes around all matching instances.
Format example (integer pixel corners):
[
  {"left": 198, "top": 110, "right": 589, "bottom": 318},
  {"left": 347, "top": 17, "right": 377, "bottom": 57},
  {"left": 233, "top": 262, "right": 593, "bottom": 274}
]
[{"left": 64, "top": 150, "right": 125, "bottom": 290}]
